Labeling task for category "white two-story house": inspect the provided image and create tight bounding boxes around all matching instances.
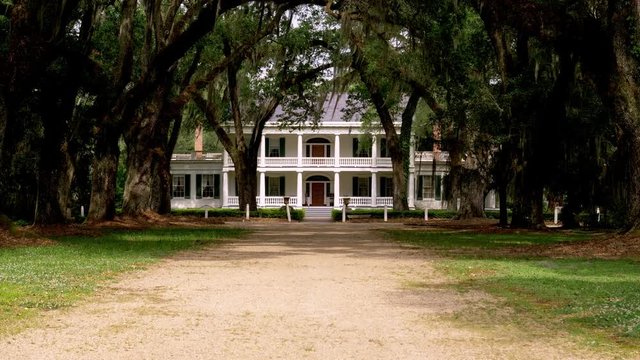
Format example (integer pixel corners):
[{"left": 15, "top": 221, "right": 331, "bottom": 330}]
[{"left": 170, "top": 97, "right": 452, "bottom": 215}]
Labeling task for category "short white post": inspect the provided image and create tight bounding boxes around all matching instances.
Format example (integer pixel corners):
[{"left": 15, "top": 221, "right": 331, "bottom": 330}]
[
  {"left": 456, "top": 198, "right": 461, "bottom": 211},
  {"left": 342, "top": 203, "right": 347, "bottom": 223},
  {"left": 80, "top": 206, "right": 85, "bottom": 217},
  {"left": 597, "top": 207, "right": 601, "bottom": 223},
  {"left": 424, "top": 207, "right": 429, "bottom": 221},
  {"left": 554, "top": 207, "right": 559, "bottom": 225},
  {"left": 286, "top": 204, "right": 291, "bottom": 223},
  {"left": 205, "top": 209, "right": 209, "bottom": 219},
  {"left": 246, "top": 204, "right": 250, "bottom": 220},
  {"left": 384, "top": 205, "right": 388, "bottom": 222}
]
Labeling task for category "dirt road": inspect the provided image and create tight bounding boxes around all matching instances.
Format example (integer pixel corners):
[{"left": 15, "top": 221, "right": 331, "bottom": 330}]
[{"left": 0, "top": 222, "right": 600, "bottom": 359}]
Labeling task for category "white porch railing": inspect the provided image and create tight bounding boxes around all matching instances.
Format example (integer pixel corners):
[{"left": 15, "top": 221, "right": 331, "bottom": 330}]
[
  {"left": 227, "top": 196, "right": 299, "bottom": 207},
  {"left": 339, "top": 158, "right": 372, "bottom": 167},
  {"left": 337, "top": 197, "right": 371, "bottom": 207},
  {"left": 376, "top": 158, "right": 392, "bottom": 167},
  {"left": 264, "top": 157, "right": 298, "bottom": 166},
  {"left": 301, "top": 158, "right": 336, "bottom": 167},
  {"left": 377, "top": 197, "right": 393, "bottom": 206},
  {"left": 263, "top": 196, "right": 299, "bottom": 206}
]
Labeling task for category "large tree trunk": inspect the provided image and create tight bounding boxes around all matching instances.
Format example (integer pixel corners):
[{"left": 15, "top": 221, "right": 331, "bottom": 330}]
[
  {"left": 88, "top": 125, "right": 120, "bottom": 222},
  {"left": 594, "top": 1, "right": 640, "bottom": 231},
  {"left": 234, "top": 152, "right": 258, "bottom": 211},
  {"left": 457, "top": 169, "right": 486, "bottom": 219},
  {"left": 121, "top": 82, "right": 171, "bottom": 216}
]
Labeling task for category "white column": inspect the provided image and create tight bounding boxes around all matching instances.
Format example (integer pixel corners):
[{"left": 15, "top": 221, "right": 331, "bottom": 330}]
[
  {"left": 371, "top": 136, "right": 377, "bottom": 167},
  {"left": 259, "top": 172, "right": 266, "bottom": 207},
  {"left": 222, "top": 171, "right": 229, "bottom": 206},
  {"left": 334, "top": 172, "right": 340, "bottom": 207},
  {"left": 260, "top": 135, "right": 266, "bottom": 167},
  {"left": 297, "top": 134, "right": 303, "bottom": 167},
  {"left": 408, "top": 171, "right": 415, "bottom": 209},
  {"left": 371, "top": 172, "right": 377, "bottom": 207},
  {"left": 296, "top": 172, "right": 303, "bottom": 207},
  {"left": 334, "top": 134, "right": 340, "bottom": 167},
  {"left": 190, "top": 172, "right": 197, "bottom": 200},
  {"left": 223, "top": 151, "right": 229, "bottom": 167}
]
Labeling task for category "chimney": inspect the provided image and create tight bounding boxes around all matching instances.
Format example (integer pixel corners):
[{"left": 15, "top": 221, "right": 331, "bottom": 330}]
[{"left": 194, "top": 125, "right": 203, "bottom": 160}]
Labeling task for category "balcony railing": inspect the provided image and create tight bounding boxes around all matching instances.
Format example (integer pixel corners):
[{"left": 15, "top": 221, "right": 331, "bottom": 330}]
[
  {"left": 263, "top": 158, "right": 298, "bottom": 167},
  {"left": 339, "top": 158, "right": 372, "bottom": 167},
  {"left": 227, "top": 196, "right": 299, "bottom": 207},
  {"left": 301, "top": 158, "right": 336, "bottom": 167}
]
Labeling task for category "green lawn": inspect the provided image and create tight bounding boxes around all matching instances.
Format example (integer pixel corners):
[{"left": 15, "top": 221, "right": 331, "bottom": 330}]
[
  {"left": 386, "top": 229, "right": 640, "bottom": 351},
  {"left": 0, "top": 227, "right": 246, "bottom": 335}
]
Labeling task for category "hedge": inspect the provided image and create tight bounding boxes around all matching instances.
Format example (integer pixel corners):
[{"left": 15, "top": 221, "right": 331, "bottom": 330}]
[{"left": 171, "top": 207, "right": 305, "bottom": 221}]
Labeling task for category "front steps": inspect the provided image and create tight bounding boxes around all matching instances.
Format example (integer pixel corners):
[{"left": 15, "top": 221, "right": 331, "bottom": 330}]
[{"left": 304, "top": 206, "right": 334, "bottom": 221}]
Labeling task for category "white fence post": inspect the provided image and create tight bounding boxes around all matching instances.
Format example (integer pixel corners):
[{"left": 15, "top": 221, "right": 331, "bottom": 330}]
[
  {"left": 384, "top": 205, "right": 388, "bottom": 222},
  {"left": 246, "top": 204, "right": 250, "bottom": 220}
]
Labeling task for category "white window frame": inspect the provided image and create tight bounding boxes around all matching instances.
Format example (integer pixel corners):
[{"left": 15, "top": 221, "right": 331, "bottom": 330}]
[{"left": 173, "top": 175, "right": 186, "bottom": 198}]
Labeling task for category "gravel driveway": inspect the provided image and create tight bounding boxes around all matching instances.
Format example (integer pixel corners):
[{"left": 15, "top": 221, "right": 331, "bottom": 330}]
[{"left": 0, "top": 222, "right": 600, "bottom": 359}]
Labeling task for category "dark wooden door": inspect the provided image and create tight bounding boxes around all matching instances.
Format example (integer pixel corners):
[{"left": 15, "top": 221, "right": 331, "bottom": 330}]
[
  {"left": 311, "top": 183, "right": 325, "bottom": 206},
  {"left": 311, "top": 145, "right": 324, "bottom": 158}
]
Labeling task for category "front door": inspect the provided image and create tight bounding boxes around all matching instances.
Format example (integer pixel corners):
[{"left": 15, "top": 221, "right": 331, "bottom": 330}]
[
  {"left": 311, "top": 144, "right": 325, "bottom": 158},
  {"left": 311, "top": 183, "right": 325, "bottom": 206}
]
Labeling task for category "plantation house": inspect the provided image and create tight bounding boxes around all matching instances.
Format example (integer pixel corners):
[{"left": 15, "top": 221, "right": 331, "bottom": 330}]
[{"left": 170, "top": 98, "right": 470, "bottom": 217}]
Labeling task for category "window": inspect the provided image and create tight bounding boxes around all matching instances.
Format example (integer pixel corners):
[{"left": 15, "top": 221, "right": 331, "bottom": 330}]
[
  {"left": 266, "top": 176, "right": 285, "bottom": 196},
  {"left": 202, "top": 174, "right": 214, "bottom": 198},
  {"left": 418, "top": 175, "right": 442, "bottom": 200},
  {"left": 196, "top": 174, "right": 220, "bottom": 199},
  {"left": 352, "top": 176, "right": 371, "bottom": 197},
  {"left": 265, "top": 137, "right": 285, "bottom": 157},
  {"left": 352, "top": 138, "right": 371, "bottom": 157},
  {"left": 380, "top": 138, "right": 388, "bottom": 157},
  {"left": 380, "top": 177, "right": 393, "bottom": 197},
  {"left": 172, "top": 175, "right": 190, "bottom": 199}
]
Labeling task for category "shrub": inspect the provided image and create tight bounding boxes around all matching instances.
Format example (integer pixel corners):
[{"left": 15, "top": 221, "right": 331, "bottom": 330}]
[{"left": 171, "top": 207, "right": 305, "bottom": 221}]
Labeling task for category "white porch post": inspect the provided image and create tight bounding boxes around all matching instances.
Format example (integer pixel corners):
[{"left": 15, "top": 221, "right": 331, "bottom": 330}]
[
  {"left": 190, "top": 172, "right": 197, "bottom": 200},
  {"left": 334, "top": 171, "right": 340, "bottom": 207},
  {"left": 371, "top": 172, "right": 377, "bottom": 207},
  {"left": 371, "top": 136, "right": 377, "bottom": 167},
  {"left": 260, "top": 135, "right": 266, "bottom": 167},
  {"left": 259, "top": 171, "right": 266, "bottom": 207},
  {"left": 334, "top": 134, "right": 340, "bottom": 167},
  {"left": 296, "top": 172, "right": 303, "bottom": 207},
  {"left": 222, "top": 171, "right": 229, "bottom": 206},
  {"left": 297, "top": 134, "right": 303, "bottom": 167},
  {"left": 408, "top": 137, "right": 416, "bottom": 209}
]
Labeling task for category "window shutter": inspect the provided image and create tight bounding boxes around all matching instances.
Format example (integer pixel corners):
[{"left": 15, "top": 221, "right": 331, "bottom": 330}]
[
  {"left": 265, "top": 138, "right": 270, "bottom": 157},
  {"left": 185, "top": 174, "right": 191, "bottom": 199},
  {"left": 380, "top": 138, "right": 387, "bottom": 157},
  {"left": 435, "top": 175, "right": 442, "bottom": 201},
  {"left": 214, "top": 174, "right": 220, "bottom": 199},
  {"left": 326, "top": 145, "right": 331, "bottom": 157},
  {"left": 196, "top": 175, "right": 202, "bottom": 199},
  {"left": 265, "top": 176, "right": 270, "bottom": 196},
  {"left": 279, "top": 138, "right": 285, "bottom": 157},
  {"left": 368, "top": 177, "right": 372, "bottom": 197},
  {"left": 279, "top": 176, "right": 285, "bottom": 196},
  {"left": 380, "top": 177, "right": 386, "bottom": 197},
  {"left": 352, "top": 138, "right": 358, "bottom": 157},
  {"left": 352, "top": 176, "right": 359, "bottom": 197},
  {"left": 417, "top": 176, "right": 423, "bottom": 200}
]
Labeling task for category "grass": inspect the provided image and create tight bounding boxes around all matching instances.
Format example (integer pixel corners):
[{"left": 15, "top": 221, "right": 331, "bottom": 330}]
[
  {"left": 0, "top": 227, "right": 246, "bottom": 335},
  {"left": 386, "top": 229, "right": 640, "bottom": 352}
]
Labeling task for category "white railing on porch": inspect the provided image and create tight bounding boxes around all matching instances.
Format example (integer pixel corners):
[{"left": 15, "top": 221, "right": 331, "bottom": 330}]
[
  {"left": 339, "top": 158, "right": 372, "bottom": 167},
  {"left": 301, "top": 158, "right": 336, "bottom": 167},
  {"left": 227, "top": 196, "right": 299, "bottom": 207},
  {"left": 337, "top": 197, "right": 371, "bottom": 207},
  {"left": 377, "top": 197, "right": 393, "bottom": 206},
  {"left": 264, "top": 158, "right": 298, "bottom": 166}
]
